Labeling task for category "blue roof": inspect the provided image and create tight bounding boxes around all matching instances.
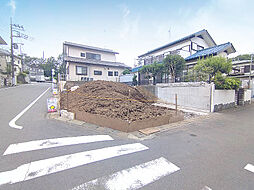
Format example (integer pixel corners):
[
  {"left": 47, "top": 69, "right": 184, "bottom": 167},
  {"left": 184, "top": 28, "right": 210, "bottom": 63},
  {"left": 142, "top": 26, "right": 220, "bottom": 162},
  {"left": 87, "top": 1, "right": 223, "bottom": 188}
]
[
  {"left": 138, "top": 29, "right": 216, "bottom": 58},
  {"left": 131, "top": 65, "right": 142, "bottom": 73},
  {"left": 185, "top": 42, "right": 235, "bottom": 61}
]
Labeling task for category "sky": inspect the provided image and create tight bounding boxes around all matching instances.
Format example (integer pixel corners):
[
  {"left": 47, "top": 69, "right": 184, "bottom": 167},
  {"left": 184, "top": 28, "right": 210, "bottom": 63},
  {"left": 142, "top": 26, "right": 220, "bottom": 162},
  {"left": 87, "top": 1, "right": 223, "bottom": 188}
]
[{"left": 0, "top": 0, "right": 254, "bottom": 67}]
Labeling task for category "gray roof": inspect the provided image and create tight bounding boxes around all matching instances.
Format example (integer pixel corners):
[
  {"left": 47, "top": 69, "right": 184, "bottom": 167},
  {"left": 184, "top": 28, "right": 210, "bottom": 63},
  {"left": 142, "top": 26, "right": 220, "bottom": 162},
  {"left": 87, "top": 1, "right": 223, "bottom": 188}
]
[
  {"left": 0, "top": 36, "right": 7, "bottom": 45},
  {"left": 63, "top": 41, "right": 119, "bottom": 54},
  {"left": 185, "top": 42, "right": 236, "bottom": 61},
  {"left": 138, "top": 29, "right": 216, "bottom": 58},
  {"left": 64, "top": 56, "right": 130, "bottom": 69},
  {"left": 0, "top": 48, "right": 21, "bottom": 59}
]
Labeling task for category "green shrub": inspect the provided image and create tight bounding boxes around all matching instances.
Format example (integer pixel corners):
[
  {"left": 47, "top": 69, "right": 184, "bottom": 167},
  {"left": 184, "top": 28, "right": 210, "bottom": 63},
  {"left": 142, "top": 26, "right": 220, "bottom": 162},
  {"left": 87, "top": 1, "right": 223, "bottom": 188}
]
[{"left": 214, "top": 72, "right": 240, "bottom": 90}]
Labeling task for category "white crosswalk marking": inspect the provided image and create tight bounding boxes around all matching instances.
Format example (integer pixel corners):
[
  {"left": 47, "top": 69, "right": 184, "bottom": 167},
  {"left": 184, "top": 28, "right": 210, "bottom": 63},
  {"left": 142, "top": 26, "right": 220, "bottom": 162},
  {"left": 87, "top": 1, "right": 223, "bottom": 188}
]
[
  {"left": 244, "top": 164, "right": 254, "bottom": 173},
  {"left": 3, "top": 135, "right": 114, "bottom": 155},
  {"left": 70, "top": 157, "right": 180, "bottom": 190},
  {"left": 0, "top": 143, "right": 148, "bottom": 186},
  {"left": 202, "top": 186, "right": 212, "bottom": 190}
]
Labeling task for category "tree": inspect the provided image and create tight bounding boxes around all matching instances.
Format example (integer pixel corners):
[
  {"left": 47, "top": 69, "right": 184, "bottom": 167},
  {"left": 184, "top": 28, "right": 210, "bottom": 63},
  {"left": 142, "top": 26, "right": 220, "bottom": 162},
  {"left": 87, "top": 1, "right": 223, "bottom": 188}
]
[
  {"left": 214, "top": 72, "right": 240, "bottom": 90},
  {"left": 40, "top": 57, "right": 58, "bottom": 78},
  {"left": 163, "top": 55, "right": 185, "bottom": 83},
  {"left": 140, "top": 62, "right": 164, "bottom": 85},
  {"left": 193, "top": 56, "right": 232, "bottom": 83},
  {"left": 232, "top": 54, "right": 252, "bottom": 61},
  {"left": 123, "top": 69, "right": 130, "bottom": 75},
  {"left": 57, "top": 54, "right": 66, "bottom": 75}
]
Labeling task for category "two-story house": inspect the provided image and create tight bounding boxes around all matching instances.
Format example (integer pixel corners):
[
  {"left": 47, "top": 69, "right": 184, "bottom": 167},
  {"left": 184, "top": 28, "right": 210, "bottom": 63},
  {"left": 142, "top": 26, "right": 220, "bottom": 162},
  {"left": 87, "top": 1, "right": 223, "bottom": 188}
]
[
  {"left": 133, "top": 29, "right": 235, "bottom": 83},
  {"left": 63, "top": 42, "right": 130, "bottom": 82},
  {"left": 0, "top": 48, "right": 22, "bottom": 86}
]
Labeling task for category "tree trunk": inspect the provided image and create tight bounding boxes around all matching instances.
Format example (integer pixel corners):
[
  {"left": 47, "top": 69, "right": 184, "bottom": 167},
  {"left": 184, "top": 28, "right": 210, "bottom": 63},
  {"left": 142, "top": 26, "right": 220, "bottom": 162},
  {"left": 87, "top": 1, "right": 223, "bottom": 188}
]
[{"left": 153, "top": 76, "right": 156, "bottom": 85}]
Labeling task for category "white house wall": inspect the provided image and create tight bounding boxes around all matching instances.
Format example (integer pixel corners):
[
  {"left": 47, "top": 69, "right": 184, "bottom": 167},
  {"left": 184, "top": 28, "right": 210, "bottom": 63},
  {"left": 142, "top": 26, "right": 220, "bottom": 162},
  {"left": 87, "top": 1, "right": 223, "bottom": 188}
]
[
  {"left": 140, "top": 36, "right": 211, "bottom": 62},
  {"left": 67, "top": 46, "right": 116, "bottom": 62},
  {"left": 67, "top": 62, "right": 125, "bottom": 82}
]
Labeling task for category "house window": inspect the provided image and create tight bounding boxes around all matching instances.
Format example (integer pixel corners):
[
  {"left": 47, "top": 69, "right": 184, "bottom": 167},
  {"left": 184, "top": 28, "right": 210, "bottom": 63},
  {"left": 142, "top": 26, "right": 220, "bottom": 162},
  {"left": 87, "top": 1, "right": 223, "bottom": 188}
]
[
  {"left": 114, "top": 71, "right": 118, "bottom": 76},
  {"left": 80, "top": 52, "right": 86, "bottom": 57},
  {"left": 108, "top": 71, "right": 113, "bottom": 76},
  {"left": 197, "top": 45, "right": 204, "bottom": 50},
  {"left": 94, "top": 70, "right": 102, "bottom": 75},
  {"left": 76, "top": 66, "right": 87, "bottom": 75},
  {"left": 86, "top": 52, "right": 101, "bottom": 60}
]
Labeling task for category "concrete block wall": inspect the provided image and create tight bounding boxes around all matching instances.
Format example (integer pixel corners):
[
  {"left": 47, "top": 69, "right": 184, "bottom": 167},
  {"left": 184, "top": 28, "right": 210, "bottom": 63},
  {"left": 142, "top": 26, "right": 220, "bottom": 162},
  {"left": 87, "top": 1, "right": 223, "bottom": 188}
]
[
  {"left": 157, "top": 83, "right": 211, "bottom": 111},
  {"left": 142, "top": 82, "right": 251, "bottom": 112},
  {"left": 212, "top": 90, "right": 236, "bottom": 112},
  {"left": 244, "top": 89, "right": 251, "bottom": 104}
]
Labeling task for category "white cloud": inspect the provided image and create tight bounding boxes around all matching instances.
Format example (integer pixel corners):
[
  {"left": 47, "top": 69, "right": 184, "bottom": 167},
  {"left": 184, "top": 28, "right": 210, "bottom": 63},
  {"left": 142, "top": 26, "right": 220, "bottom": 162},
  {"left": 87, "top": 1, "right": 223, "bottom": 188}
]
[
  {"left": 120, "top": 5, "right": 140, "bottom": 40},
  {"left": 8, "top": 0, "right": 16, "bottom": 15},
  {"left": 187, "top": 0, "right": 254, "bottom": 56}
]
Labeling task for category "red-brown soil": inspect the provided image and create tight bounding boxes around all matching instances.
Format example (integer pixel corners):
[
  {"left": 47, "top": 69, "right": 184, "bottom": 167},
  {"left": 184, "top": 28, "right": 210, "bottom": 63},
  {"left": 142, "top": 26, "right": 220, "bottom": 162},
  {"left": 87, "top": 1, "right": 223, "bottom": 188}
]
[{"left": 60, "top": 80, "right": 175, "bottom": 122}]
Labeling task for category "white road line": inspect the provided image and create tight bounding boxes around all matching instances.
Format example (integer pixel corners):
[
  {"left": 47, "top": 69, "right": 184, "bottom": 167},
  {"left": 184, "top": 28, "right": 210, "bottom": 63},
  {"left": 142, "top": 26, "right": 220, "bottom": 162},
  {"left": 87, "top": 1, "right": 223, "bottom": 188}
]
[
  {"left": 3, "top": 135, "right": 114, "bottom": 155},
  {"left": 9, "top": 87, "right": 50, "bottom": 129},
  {"left": 202, "top": 186, "right": 212, "bottom": 190},
  {"left": 244, "top": 164, "right": 254, "bottom": 173},
  {"left": 70, "top": 157, "right": 180, "bottom": 190},
  {"left": 0, "top": 143, "right": 148, "bottom": 186}
]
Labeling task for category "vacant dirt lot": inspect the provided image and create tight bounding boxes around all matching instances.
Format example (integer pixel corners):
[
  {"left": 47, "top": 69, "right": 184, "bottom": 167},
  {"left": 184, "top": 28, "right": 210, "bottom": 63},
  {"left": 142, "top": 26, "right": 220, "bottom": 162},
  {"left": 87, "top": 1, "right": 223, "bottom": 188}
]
[{"left": 60, "top": 81, "right": 175, "bottom": 122}]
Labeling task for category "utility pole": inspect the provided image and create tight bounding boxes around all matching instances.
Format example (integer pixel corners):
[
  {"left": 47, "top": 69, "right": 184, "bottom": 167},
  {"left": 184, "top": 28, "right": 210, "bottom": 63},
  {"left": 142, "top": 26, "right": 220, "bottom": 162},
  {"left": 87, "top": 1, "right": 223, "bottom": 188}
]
[
  {"left": 10, "top": 17, "right": 15, "bottom": 86},
  {"left": 249, "top": 54, "right": 253, "bottom": 89},
  {"left": 9, "top": 18, "right": 28, "bottom": 86}
]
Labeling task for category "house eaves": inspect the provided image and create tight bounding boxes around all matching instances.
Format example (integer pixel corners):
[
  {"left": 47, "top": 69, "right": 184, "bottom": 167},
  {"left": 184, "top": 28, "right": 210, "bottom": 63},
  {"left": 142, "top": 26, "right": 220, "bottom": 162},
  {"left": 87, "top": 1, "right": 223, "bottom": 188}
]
[
  {"left": 64, "top": 56, "right": 130, "bottom": 69},
  {"left": 63, "top": 41, "right": 119, "bottom": 54},
  {"left": 185, "top": 42, "right": 236, "bottom": 61},
  {"left": 138, "top": 29, "right": 217, "bottom": 58},
  {"left": 0, "top": 36, "right": 7, "bottom": 45}
]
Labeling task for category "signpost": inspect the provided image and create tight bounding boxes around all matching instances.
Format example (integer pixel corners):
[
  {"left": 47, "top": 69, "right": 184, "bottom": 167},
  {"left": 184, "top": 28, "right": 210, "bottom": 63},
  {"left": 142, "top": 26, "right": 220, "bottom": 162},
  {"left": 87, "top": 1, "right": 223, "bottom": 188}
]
[
  {"left": 47, "top": 98, "right": 57, "bottom": 112},
  {"left": 52, "top": 69, "right": 55, "bottom": 90}
]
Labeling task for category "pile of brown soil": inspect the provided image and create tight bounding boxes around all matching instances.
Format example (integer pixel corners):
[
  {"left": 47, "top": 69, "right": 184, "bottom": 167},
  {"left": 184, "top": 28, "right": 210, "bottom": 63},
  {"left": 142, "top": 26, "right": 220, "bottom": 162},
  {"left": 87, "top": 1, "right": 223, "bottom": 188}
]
[{"left": 60, "top": 81, "right": 174, "bottom": 122}]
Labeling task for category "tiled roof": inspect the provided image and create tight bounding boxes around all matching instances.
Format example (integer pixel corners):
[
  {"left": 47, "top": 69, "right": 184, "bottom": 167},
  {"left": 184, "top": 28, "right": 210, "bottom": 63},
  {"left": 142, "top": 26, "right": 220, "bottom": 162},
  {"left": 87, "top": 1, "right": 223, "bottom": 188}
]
[
  {"left": 64, "top": 56, "right": 130, "bottom": 69},
  {"left": 63, "top": 42, "right": 119, "bottom": 54},
  {"left": 138, "top": 29, "right": 216, "bottom": 58},
  {"left": 0, "top": 36, "right": 7, "bottom": 45},
  {"left": 0, "top": 48, "right": 21, "bottom": 59},
  {"left": 185, "top": 42, "right": 236, "bottom": 61},
  {"left": 131, "top": 66, "right": 142, "bottom": 73}
]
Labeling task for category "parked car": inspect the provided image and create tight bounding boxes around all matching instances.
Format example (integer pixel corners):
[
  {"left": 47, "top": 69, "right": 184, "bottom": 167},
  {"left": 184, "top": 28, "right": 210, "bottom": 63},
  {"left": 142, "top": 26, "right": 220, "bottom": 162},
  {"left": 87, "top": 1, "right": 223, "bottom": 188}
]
[{"left": 36, "top": 75, "right": 45, "bottom": 82}]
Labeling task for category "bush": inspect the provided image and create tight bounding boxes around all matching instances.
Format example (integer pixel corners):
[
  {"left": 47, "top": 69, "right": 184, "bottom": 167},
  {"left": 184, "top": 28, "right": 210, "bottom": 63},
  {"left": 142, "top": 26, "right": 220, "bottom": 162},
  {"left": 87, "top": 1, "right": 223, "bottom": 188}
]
[
  {"left": 23, "top": 70, "right": 30, "bottom": 74},
  {"left": 214, "top": 72, "right": 240, "bottom": 90}
]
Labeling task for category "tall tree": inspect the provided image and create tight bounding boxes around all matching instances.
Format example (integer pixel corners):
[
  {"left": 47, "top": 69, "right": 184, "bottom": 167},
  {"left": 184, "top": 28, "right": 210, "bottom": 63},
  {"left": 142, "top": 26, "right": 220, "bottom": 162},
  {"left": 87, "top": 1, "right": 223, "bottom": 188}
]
[
  {"left": 193, "top": 56, "right": 232, "bottom": 83},
  {"left": 40, "top": 57, "right": 58, "bottom": 78},
  {"left": 140, "top": 62, "right": 164, "bottom": 85},
  {"left": 163, "top": 54, "right": 185, "bottom": 82}
]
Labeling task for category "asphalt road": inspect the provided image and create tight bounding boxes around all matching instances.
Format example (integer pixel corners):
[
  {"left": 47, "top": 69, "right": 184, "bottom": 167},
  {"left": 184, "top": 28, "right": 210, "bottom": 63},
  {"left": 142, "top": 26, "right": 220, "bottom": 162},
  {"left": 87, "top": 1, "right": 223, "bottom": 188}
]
[{"left": 0, "top": 83, "right": 254, "bottom": 190}]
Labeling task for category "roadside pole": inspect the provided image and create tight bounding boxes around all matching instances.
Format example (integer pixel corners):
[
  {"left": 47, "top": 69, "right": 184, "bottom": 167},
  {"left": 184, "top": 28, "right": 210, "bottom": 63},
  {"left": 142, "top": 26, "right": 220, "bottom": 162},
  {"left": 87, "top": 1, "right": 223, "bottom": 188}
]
[
  {"left": 52, "top": 69, "right": 55, "bottom": 90},
  {"left": 175, "top": 94, "right": 178, "bottom": 115},
  {"left": 10, "top": 18, "right": 15, "bottom": 86},
  {"left": 249, "top": 54, "right": 253, "bottom": 89}
]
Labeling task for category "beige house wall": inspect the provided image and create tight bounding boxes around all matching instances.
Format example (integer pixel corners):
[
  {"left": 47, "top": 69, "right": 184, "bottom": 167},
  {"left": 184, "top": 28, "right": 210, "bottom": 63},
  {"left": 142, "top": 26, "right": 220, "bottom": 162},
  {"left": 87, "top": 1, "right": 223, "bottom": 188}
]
[
  {"left": 67, "top": 46, "right": 116, "bottom": 62},
  {"left": 67, "top": 62, "right": 125, "bottom": 82}
]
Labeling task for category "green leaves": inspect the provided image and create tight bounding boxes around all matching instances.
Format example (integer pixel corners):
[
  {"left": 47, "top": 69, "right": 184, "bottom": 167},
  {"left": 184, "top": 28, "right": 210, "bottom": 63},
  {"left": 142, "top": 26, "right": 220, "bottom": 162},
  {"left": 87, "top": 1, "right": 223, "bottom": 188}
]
[
  {"left": 214, "top": 72, "right": 240, "bottom": 90},
  {"left": 140, "top": 55, "right": 185, "bottom": 84},
  {"left": 193, "top": 56, "right": 232, "bottom": 82}
]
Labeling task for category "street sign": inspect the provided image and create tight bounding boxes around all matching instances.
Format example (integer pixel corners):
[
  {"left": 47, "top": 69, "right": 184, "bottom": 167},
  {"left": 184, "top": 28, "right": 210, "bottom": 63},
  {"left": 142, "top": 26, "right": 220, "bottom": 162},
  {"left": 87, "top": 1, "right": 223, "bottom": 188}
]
[
  {"left": 52, "top": 69, "right": 55, "bottom": 75},
  {"left": 53, "top": 88, "right": 58, "bottom": 95},
  {"left": 47, "top": 98, "right": 57, "bottom": 112}
]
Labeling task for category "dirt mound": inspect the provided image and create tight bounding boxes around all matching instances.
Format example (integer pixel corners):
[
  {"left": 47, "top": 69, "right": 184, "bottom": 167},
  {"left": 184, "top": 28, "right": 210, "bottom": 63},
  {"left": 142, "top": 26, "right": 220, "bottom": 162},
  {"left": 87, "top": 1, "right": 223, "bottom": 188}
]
[{"left": 60, "top": 80, "right": 174, "bottom": 122}]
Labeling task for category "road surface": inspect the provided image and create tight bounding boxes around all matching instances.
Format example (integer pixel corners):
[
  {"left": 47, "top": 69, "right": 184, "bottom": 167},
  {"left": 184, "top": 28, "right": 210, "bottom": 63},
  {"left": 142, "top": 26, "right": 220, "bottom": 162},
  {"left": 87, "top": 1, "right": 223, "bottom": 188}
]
[{"left": 0, "top": 83, "right": 254, "bottom": 190}]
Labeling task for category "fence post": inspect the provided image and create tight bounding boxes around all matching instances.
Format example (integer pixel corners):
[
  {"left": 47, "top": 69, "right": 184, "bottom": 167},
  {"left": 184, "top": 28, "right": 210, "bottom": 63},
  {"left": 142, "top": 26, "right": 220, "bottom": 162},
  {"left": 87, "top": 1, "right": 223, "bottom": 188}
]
[
  {"left": 175, "top": 94, "right": 178, "bottom": 115},
  {"left": 67, "top": 86, "right": 69, "bottom": 111}
]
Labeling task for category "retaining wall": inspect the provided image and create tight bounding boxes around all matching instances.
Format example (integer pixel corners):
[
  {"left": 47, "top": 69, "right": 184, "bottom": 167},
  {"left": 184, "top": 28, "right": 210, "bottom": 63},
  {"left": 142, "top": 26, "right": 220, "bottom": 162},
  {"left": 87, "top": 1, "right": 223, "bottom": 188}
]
[
  {"left": 75, "top": 111, "right": 183, "bottom": 132},
  {"left": 142, "top": 82, "right": 251, "bottom": 112},
  {"left": 212, "top": 90, "right": 236, "bottom": 112}
]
